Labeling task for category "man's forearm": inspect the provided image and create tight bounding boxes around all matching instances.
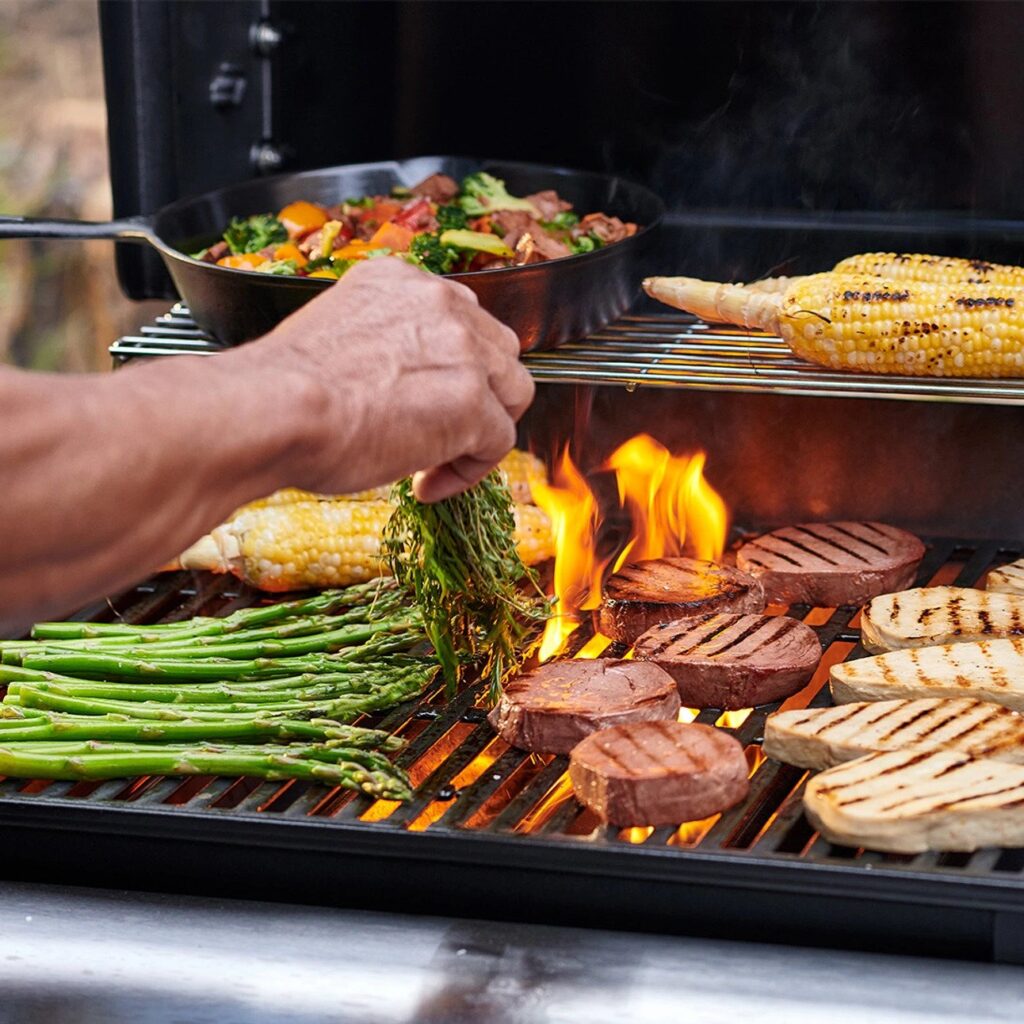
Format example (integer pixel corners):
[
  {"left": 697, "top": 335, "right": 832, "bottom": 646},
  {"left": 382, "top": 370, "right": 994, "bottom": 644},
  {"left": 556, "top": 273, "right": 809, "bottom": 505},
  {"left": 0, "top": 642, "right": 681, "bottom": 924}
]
[{"left": 0, "top": 355, "right": 325, "bottom": 631}]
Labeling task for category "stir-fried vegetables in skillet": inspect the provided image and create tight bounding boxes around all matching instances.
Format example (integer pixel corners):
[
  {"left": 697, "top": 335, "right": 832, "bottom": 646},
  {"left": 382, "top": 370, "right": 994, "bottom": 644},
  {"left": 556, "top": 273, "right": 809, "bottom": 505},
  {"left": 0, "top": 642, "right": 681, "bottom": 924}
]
[{"left": 192, "top": 172, "right": 638, "bottom": 278}]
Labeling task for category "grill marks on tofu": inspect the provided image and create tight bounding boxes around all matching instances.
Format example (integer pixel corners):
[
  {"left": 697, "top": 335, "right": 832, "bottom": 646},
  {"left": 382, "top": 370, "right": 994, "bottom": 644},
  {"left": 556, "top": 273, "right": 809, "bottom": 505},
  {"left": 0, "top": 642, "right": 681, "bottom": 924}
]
[
  {"left": 598, "top": 557, "right": 765, "bottom": 645},
  {"left": 766, "top": 698, "right": 1024, "bottom": 771},
  {"left": 988, "top": 559, "right": 1024, "bottom": 596},
  {"left": 803, "top": 748, "right": 1024, "bottom": 853},
  {"left": 569, "top": 721, "right": 750, "bottom": 826},
  {"left": 860, "top": 587, "right": 1024, "bottom": 653},
  {"left": 736, "top": 522, "right": 925, "bottom": 607},
  {"left": 830, "top": 636, "right": 1024, "bottom": 710},
  {"left": 634, "top": 613, "right": 820, "bottom": 709}
]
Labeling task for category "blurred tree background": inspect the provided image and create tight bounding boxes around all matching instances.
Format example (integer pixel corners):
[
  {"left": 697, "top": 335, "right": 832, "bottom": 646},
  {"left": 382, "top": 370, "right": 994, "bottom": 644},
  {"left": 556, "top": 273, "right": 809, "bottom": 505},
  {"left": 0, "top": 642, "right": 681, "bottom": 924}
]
[{"left": 0, "top": 0, "right": 162, "bottom": 371}]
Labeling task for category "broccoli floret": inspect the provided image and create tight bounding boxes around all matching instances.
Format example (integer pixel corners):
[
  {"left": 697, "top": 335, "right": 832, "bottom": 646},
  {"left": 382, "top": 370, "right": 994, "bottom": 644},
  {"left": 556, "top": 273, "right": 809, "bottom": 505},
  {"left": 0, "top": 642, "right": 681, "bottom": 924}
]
[
  {"left": 458, "top": 172, "right": 540, "bottom": 218},
  {"left": 436, "top": 204, "right": 469, "bottom": 232},
  {"left": 569, "top": 233, "right": 603, "bottom": 256},
  {"left": 541, "top": 211, "right": 579, "bottom": 231},
  {"left": 409, "top": 232, "right": 460, "bottom": 274},
  {"left": 223, "top": 213, "right": 287, "bottom": 255}
]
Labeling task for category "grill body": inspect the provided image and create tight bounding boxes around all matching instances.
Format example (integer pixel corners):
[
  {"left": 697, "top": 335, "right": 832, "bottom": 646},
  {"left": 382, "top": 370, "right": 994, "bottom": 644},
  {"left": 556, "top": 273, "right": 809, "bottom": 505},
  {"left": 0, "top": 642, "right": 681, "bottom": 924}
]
[{"left": 3, "top": 538, "right": 1023, "bottom": 964}]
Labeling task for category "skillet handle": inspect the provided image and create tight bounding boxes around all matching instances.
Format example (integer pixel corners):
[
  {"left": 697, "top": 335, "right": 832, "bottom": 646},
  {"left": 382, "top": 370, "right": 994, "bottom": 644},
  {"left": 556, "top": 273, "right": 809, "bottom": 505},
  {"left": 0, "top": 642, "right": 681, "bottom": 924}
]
[{"left": 0, "top": 215, "right": 156, "bottom": 243}]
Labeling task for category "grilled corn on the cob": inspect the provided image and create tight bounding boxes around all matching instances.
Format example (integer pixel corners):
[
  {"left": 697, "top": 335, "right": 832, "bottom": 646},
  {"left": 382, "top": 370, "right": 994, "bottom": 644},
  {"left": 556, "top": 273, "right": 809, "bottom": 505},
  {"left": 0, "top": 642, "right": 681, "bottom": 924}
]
[
  {"left": 832, "top": 252, "right": 1024, "bottom": 287},
  {"left": 644, "top": 273, "right": 1024, "bottom": 377},
  {"left": 178, "top": 499, "right": 554, "bottom": 592},
  {"left": 236, "top": 449, "right": 547, "bottom": 516},
  {"left": 743, "top": 253, "right": 1024, "bottom": 295}
]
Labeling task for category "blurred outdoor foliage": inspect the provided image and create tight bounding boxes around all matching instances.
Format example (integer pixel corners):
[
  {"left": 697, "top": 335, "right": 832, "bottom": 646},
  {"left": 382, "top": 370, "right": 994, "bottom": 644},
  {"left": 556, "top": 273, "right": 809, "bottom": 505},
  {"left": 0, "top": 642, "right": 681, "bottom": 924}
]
[{"left": 0, "top": 0, "right": 162, "bottom": 372}]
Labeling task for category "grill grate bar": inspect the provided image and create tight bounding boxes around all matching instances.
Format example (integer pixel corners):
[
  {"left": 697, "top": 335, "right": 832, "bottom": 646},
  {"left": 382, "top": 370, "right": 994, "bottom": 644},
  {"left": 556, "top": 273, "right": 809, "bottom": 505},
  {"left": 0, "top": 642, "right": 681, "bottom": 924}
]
[{"left": 109, "top": 306, "right": 1024, "bottom": 405}]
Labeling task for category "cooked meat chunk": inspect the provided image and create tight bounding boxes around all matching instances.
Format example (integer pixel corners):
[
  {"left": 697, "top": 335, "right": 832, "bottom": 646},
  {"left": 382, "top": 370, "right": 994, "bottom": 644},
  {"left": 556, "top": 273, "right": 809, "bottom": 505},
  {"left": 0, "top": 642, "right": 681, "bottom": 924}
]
[
  {"left": 598, "top": 557, "right": 766, "bottom": 646},
  {"left": 200, "top": 241, "right": 229, "bottom": 263},
  {"left": 577, "top": 212, "right": 637, "bottom": 244},
  {"left": 736, "top": 522, "right": 925, "bottom": 607},
  {"left": 410, "top": 173, "right": 459, "bottom": 204},
  {"left": 489, "top": 659, "right": 681, "bottom": 754},
  {"left": 526, "top": 189, "right": 572, "bottom": 221},
  {"left": 634, "top": 613, "right": 820, "bottom": 709},
  {"left": 569, "top": 721, "right": 750, "bottom": 826},
  {"left": 491, "top": 210, "right": 535, "bottom": 248}
]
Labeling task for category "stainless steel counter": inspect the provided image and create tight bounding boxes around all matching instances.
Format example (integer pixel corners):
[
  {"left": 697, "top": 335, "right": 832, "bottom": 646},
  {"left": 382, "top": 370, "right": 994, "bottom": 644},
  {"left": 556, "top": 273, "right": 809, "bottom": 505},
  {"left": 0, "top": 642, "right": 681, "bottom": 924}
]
[{"left": 0, "top": 882, "right": 1018, "bottom": 1023}]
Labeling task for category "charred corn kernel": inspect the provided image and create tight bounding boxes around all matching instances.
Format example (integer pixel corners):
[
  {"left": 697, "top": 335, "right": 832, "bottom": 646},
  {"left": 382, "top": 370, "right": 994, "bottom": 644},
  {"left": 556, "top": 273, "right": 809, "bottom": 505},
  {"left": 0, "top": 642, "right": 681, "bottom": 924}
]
[
  {"left": 497, "top": 449, "right": 547, "bottom": 503},
  {"left": 179, "top": 499, "right": 554, "bottom": 593},
  {"left": 832, "top": 253, "right": 1024, "bottom": 287},
  {"left": 644, "top": 274, "right": 1024, "bottom": 378}
]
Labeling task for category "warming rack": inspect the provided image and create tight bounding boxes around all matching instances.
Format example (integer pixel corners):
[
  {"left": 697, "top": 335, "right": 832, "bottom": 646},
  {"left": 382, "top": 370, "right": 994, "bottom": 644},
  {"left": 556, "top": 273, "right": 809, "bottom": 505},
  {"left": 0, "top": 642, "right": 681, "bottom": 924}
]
[{"left": 109, "top": 305, "right": 1024, "bottom": 406}]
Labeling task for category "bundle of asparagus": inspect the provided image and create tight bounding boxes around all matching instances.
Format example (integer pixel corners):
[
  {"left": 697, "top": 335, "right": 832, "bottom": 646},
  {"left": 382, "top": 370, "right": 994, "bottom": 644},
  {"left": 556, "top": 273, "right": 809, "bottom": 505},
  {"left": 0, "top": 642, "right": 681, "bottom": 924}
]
[{"left": 0, "top": 579, "right": 434, "bottom": 799}]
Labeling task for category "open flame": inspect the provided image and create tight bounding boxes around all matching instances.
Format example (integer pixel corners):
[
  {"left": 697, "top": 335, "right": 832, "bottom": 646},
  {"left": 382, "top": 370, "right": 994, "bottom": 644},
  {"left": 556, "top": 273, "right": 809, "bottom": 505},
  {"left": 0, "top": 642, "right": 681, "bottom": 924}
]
[{"left": 533, "top": 434, "right": 729, "bottom": 661}]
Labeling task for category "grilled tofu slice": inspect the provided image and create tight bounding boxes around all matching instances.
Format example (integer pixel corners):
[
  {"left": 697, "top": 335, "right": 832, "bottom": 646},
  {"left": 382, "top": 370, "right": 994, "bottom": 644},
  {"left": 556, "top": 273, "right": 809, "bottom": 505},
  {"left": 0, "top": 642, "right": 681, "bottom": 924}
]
[
  {"left": 765, "top": 698, "right": 1024, "bottom": 770},
  {"left": 831, "top": 638, "right": 1024, "bottom": 710},
  {"left": 988, "top": 559, "right": 1024, "bottom": 597},
  {"left": 861, "top": 586, "right": 1024, "bottom": 653},
  {"left": 803, "top": 749, "right": 1024, "bottom": 853}
]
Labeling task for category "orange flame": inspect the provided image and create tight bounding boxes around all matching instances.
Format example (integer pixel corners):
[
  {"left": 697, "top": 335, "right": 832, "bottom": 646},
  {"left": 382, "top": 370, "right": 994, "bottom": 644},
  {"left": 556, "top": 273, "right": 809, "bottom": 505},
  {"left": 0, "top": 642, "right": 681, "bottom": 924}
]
[{"left": 533, "top": 435, "right": 729, "bottom": 661}]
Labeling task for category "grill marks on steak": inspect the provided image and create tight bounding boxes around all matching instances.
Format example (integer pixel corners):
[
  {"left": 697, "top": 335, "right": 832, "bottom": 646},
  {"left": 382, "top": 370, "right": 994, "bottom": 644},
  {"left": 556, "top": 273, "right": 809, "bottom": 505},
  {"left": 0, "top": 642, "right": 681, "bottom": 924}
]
[
  {"left": 569, "top": 721, "right": 750, "bottom": 826},
  {"left": 488, "top": 659, "right": 681, "bottom": 754},
  {"left": 598, "top": 557, "right": 766, "bottom": 645},
  {"left": 736, "top": 522, "right": 925, "bottom": 607},
  {"left": 633, "top": 613, "right": 821, "bottom": 709}
]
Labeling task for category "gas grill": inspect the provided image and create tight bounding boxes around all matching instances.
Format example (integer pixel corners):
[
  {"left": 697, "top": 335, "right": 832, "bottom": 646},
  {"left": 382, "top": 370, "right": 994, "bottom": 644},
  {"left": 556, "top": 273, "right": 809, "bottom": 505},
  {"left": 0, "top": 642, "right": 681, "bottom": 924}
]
[
  {"left": 12, "top": 297, "right": 1024, "bottom": 961},
  {"left": 11, "top": 0, "right": 1024, "bottom": 980}
]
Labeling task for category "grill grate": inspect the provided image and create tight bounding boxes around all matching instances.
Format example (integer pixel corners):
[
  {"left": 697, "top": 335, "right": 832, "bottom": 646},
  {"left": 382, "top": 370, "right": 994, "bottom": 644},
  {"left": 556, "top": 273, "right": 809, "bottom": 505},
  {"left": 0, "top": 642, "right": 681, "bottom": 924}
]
[
  {"left": 4, "top": 544, "right": 1024, "bottom": 864},
  {"left": 110, "top": 305, "right": 1024, "bottom": 406}
]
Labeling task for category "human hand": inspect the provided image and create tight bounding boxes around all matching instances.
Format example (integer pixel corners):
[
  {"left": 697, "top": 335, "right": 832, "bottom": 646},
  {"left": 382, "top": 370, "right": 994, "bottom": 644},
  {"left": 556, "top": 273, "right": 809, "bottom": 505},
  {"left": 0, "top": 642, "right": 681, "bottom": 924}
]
[{"left": 243, "top": 257, "right": 535, "bottom": 501}]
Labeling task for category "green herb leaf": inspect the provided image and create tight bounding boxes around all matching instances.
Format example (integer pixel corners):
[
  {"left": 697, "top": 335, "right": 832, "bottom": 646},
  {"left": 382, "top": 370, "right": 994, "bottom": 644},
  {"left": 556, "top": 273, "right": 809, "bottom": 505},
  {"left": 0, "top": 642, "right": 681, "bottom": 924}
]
[{"left": 383, "top": 475, "right": 549, "bottom": 702}]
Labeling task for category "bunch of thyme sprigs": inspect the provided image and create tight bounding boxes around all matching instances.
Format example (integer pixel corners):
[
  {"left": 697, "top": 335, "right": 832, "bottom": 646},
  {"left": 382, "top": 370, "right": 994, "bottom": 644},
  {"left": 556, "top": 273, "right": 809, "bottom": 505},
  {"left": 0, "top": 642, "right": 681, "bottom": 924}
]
[{"left": 383, "top": 473, "right": 550, "bottom": 703}]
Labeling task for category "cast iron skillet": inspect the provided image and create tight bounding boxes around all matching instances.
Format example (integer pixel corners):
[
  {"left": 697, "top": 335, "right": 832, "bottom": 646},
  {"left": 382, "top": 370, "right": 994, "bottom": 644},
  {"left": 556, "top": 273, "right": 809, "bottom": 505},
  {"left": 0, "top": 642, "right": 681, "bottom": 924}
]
[{"left": 0, "top": 157, "right": 663, "bottom": 351}]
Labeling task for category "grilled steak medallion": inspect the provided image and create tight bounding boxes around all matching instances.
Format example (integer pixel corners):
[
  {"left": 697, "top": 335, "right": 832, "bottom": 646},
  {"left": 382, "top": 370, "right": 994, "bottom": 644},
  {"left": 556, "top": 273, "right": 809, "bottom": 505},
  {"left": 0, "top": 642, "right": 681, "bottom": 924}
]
[
  {"left": 766, "top": 698, "right": 1024, "bottom": 771},
  {"left": 988, "top": 558, "right": 1024, "bottom": 596},
  {"left": 489, "top": 659, "right": 680, "bottom": 754},
  {"left": 831, "top": 636, "right": 1024, "bottom": 710},
  {"left": 804, "top": 748, "right": 1024, "bottom": 853},
  {"left": 633, "top": 613, "right": 820, "bottom": 709},
  {"left": 598, "top": 558, "right": 765, "bottom": 645},
  {"left": 736, "top": 522, "right": 925, "bottom": 607},
  {"left": 861, "top": 586, "right": 1024, "bottom": 653},
  {"left": 569, "top": 721, "right": 749, "bottom": 826}
]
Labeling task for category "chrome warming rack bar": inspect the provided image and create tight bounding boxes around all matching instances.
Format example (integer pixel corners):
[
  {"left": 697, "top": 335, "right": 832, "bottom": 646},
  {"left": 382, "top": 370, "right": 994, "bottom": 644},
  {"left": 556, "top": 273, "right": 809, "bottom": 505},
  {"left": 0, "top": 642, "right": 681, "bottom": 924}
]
[{"left": 110, "top": 304, "right": 1024, "bottom": 406}]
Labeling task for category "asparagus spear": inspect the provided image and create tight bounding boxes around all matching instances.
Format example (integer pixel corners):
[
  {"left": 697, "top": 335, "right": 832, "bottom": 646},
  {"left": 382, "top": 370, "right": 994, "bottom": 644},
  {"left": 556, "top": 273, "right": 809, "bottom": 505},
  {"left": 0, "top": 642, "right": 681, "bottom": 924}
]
[
  {"left": 28, "top": 581, "right": 398, "bottom": 641},
  {"left": 0, "top": 713, "right": 398, "bottom": 745},
  {"left": 13, "top": 670, "right": 434, "bottom": 721},
  {"left": 0, "top": 743, "right": 412, "bottom": 799}
]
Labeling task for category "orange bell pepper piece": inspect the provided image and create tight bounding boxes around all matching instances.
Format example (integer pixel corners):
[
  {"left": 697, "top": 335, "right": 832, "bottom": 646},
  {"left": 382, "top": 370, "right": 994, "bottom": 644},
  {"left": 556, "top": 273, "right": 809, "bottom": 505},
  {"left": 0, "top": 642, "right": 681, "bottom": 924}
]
[
  {"left": 216, "top": 252, "right": 268, "bottom": 270},
  {"left": 277, "top": 200, "right": 328, "bottom": 239},
  {"left": 273, "top": 242, "right": 308, "bottom": 267},
  {"left": 368, "top": 221, "right": 416, "bottom": 253},
  {"left": 332, "top": 239, "right": 373, "bottom": 260}
]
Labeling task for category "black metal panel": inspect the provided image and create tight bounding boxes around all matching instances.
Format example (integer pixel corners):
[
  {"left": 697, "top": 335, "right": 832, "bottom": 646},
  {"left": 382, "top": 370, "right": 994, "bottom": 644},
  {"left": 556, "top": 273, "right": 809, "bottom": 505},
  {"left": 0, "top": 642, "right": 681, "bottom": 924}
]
[{"left": 100, "top": 0, "right": 266, "bottom": 298}]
